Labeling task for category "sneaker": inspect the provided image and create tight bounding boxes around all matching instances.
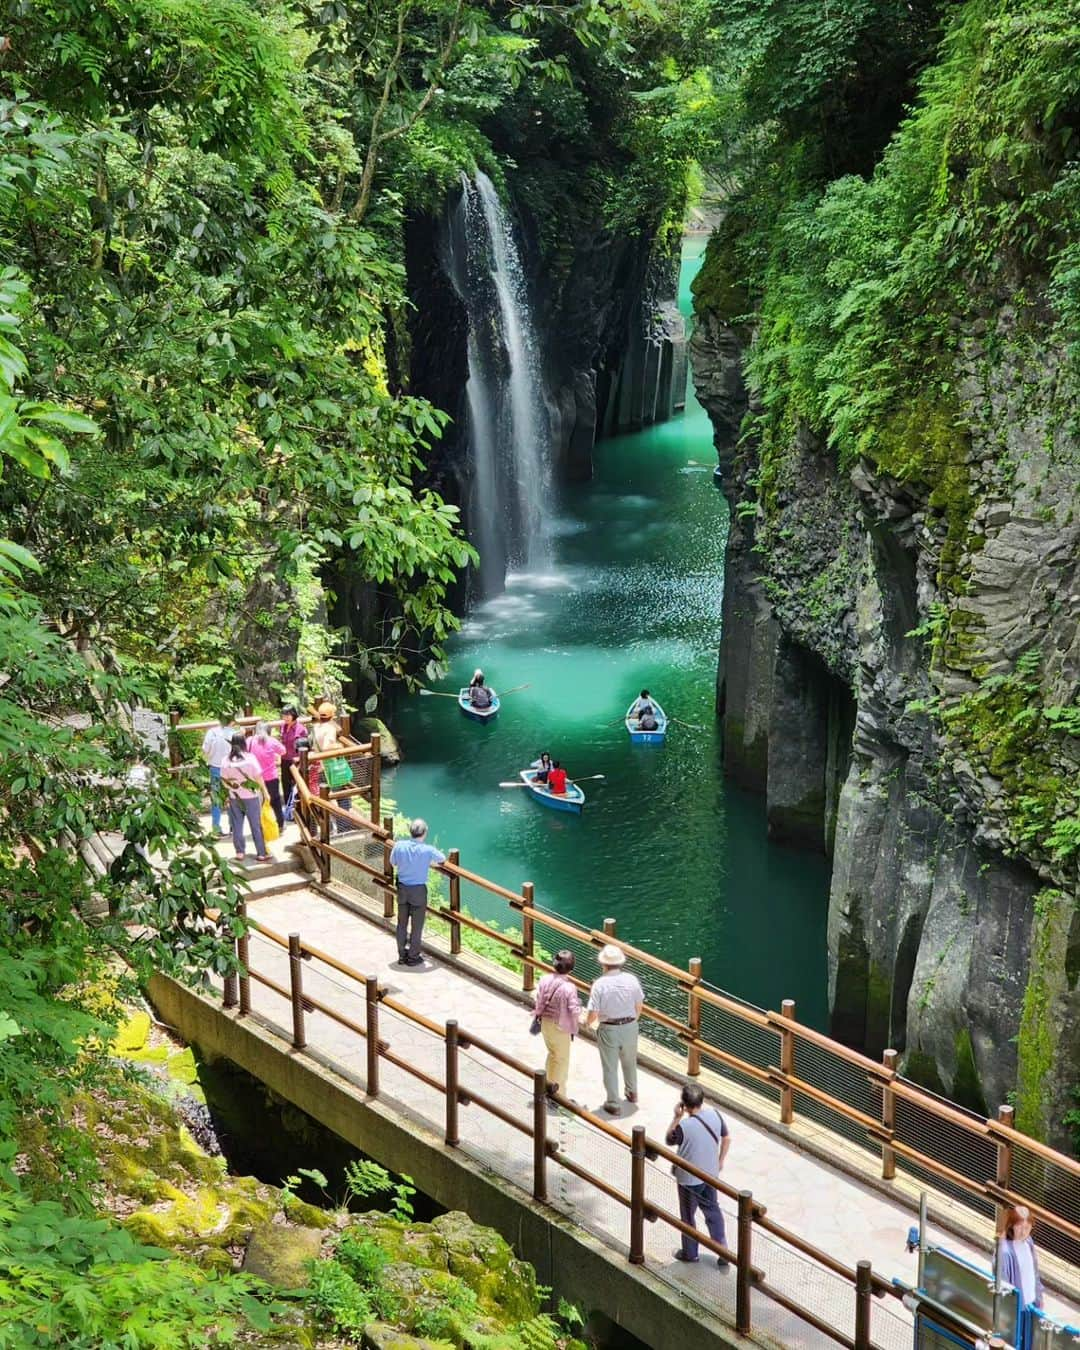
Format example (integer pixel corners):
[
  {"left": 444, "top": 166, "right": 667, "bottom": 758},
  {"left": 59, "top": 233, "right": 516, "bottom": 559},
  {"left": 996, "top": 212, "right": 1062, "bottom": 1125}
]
[
  {"left": 673, "top": 1250, "right": 698, "bottom": 1263},
  {"left": 602, "top": 1104, "right": 620, "bottom": 1116},
  {"left": 404, "top": 955, "right": 425, "bottom": 966},
  {"left": 717, "top": 1257, "right": 731, "bottom": 1270},
  {"left": 624, "top": 1090, "right": 638, "bottom": 1103}
]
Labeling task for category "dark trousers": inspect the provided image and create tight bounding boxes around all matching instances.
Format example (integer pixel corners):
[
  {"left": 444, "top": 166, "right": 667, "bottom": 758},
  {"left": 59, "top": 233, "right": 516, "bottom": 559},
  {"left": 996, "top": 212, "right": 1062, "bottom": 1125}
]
[
  {"left": 396, "top": 882, "right": 428, "bottom": 960},
  {"left": 280, "top": 760, "right": 295, "bottom": 814},
  {"left": 265, "top": 778, "right": 284, "bottom": 829},
  {"left": 677, "top": 1181, "right": 727, "bottom": 1260}
]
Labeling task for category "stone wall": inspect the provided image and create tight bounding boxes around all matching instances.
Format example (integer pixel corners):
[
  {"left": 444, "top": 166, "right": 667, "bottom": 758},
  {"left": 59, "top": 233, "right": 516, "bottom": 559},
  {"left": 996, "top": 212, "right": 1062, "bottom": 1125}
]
[{"left": 693, "top": 303, "right": 1080, "bottom": 1142}]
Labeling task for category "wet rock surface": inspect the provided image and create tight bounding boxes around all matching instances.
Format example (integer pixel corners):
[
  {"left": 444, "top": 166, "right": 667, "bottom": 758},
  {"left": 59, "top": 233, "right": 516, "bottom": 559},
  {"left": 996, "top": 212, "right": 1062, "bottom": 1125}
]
[{"left": 694, "top": 308, "right": 1080, "bottom": 1141}]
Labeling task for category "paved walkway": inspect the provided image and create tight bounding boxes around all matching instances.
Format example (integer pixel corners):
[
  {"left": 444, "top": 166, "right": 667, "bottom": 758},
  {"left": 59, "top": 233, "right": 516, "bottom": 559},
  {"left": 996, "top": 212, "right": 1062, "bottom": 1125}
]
[{"left": 220, "top": 873, "right": 1078, "bottom": 1350}]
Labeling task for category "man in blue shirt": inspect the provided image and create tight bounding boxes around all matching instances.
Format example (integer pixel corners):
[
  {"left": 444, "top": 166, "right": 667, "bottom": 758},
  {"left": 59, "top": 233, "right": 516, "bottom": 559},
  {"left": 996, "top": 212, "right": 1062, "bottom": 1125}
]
[{"left": 389, "top": 818, "right": 446, "bottom": 966}]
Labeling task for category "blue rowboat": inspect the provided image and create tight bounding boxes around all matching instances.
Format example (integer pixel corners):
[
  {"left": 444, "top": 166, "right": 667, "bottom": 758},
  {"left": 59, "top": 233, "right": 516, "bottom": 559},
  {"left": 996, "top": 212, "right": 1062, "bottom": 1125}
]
[
  {"left": 519, "top": 768, "right": 585, "bottom": 814},
  {"left": 459, "top": 687, "right": 500, "bottom": 722},
  {"left": 625, "top": 698, "right": 668, "bottom": 745}
]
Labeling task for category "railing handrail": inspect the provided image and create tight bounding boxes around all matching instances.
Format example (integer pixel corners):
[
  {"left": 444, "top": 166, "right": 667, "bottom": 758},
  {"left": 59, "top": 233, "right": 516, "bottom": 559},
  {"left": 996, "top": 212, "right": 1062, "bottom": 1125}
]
[
  {"left": 232, "top": 917, "right": 906, "bottom": 1349},
  {"left": 281, "top": 772, "right": 1080, "bottom": 1266}
]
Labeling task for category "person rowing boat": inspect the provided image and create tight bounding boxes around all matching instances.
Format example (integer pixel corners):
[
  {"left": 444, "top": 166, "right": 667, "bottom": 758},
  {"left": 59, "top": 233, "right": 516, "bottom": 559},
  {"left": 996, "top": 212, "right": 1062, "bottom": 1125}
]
[{"left": 468, "top": 668, "right": 495, "bottom": 710}]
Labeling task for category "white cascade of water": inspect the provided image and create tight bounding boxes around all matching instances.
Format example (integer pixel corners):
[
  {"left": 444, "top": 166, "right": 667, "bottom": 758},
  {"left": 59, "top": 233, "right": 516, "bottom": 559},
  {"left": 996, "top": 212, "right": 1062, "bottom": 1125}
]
[{"left": 442, "top": 172, "right": 552, "bottom": 595}]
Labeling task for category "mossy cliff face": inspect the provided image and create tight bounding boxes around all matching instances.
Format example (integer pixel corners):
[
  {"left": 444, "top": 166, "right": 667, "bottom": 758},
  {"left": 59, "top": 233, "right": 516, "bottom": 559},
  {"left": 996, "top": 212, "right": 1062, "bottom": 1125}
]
[{"left": 694, "top": 299, "right": 1080, "bottom": 1143}]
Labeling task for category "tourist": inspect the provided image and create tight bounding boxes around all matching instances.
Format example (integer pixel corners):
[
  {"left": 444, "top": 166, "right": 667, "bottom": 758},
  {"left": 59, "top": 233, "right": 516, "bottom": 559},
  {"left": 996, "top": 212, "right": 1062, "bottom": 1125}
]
[
  {"left": 532, "top": 949, "right": 582, "bottom": 1107},
  {"left": 997, "top": 1205, "right": 1044, "bottom": 1308},
  {"left": 638, "top": 708, "right": 659, "bottom": 731},
  {"left": 666, "top": 1082, "right": 732, "bottom": 1268},
  {"left": 246, "top": 721, "right": 288, "bottom": 828},
  {"left": 630, "top": 689, "right": 654, "bottom": 718},
  {"left": 221, "top": 733, "right": 271, "bottom": 863},
  {"left": 585, "top": 945, "right": 644, "bottom": 1114},
  {"left": 469, "top": 669, "right": 494, "bottom": 710},
  {"left": 278, "top": 706, "right": 305, "bottom": 812},
  {"left": 531, "top": 751, "right": 553, "bottom": 784},
  {"left": 200, "top": 712, "right": 239, "bottom": 837},
  {"left": 389, "top": 818, "right": 446, "bottom": 966},
  {"left": 547, "top": 761, "right": 568, "bottom": 794},
  {"left": 311, "top": 702, "right": 353, "bottom": 827}
]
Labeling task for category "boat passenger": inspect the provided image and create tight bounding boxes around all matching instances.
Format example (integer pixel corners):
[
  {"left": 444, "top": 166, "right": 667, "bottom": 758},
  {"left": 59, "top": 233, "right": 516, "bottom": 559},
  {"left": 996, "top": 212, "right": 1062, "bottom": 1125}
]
[
  {"left": 638, "top": 709, "right": 659, "bottom": 731},
  {"left": 630, "top": 689, "right": 654, "bottom": 717},
  {"left": 547, "top": 761, "right": 568, "bottom": 795},
  {"left": 531, "top": 751, "right": 553, "bottom": 783},
  {"left": 469, "top": 672, "right": 494, "bottom": 709}
]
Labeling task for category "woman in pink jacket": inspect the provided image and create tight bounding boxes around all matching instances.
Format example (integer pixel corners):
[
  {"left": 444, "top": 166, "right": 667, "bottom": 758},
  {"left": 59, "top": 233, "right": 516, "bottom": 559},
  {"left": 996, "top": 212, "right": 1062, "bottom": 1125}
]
[
  {"left": 532, "top": 949, "right": 583, "bottom": 1107},
  {"left": 221, "top": 734, "right": 271, "bottom": 862},
  {"left": 246, "top": 721, "right": 288, "bottom": 828}
]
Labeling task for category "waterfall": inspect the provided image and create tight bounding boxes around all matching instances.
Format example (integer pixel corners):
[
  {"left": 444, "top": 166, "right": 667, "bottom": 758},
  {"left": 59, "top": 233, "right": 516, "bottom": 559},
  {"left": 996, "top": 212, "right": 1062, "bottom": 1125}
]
[{"left": 442, "top": 172, "right": 552, "bottom": 594}]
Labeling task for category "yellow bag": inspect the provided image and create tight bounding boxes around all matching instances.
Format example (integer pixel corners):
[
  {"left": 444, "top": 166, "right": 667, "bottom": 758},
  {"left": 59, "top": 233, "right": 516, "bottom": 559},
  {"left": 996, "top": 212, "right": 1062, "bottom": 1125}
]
[{"left": 260, "top": 797, "right": 280, "bottom": 843}]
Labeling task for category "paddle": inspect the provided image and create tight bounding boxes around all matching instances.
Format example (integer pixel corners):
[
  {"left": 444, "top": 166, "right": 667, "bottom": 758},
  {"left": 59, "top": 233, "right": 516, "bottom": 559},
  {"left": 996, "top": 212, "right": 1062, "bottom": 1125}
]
[
  {"left": 496, "top": 683, "right": 530, "bottom": 697},
  {"left": 498, "top": 774, "right": 606, "bottom": 788},
  {"left": 418, "top": 689, "right": 460, "bottom": 699},
  {"left": 669, "top": 716, "right": 707, "bottom": 732}
]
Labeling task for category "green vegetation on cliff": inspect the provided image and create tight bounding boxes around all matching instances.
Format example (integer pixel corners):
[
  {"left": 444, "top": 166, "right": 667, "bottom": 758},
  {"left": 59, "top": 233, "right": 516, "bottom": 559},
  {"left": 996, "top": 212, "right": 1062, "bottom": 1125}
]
[{"left": 690, "top": 0, "right": 1080, "bottom": 869}]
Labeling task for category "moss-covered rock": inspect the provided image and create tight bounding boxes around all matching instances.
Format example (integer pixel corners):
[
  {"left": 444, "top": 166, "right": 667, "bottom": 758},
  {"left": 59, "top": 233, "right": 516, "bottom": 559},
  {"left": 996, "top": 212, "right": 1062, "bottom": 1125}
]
[{"left": 243, "top": 1224, "right": 327, "bottom": 1289}]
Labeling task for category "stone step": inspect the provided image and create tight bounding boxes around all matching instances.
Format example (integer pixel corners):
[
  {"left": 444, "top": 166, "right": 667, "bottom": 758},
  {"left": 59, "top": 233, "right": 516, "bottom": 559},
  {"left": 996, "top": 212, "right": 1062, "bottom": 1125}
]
[{"left": 244, "top": 871, "right": 311, "bottom": 899}]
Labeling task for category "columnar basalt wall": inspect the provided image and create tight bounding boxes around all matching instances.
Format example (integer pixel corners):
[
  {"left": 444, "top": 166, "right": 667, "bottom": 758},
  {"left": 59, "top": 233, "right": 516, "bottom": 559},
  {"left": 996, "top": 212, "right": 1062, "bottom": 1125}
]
[{"left": 694, "top": 307, "right": 1080, "bottom": 1142}]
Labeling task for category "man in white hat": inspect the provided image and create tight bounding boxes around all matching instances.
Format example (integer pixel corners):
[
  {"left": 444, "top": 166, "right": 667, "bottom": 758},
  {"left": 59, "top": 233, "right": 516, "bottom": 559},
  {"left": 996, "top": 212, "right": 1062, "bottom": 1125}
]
[{"left": 585, "top": 945, "right": 644, "bottom": 1115}]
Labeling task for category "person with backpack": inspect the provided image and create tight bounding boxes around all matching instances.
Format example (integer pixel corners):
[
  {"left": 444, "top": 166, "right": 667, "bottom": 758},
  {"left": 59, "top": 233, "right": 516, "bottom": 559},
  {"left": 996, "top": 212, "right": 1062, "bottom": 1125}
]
[{"left": 666, "top": 1083, "right": 732, "bottom": 1267}]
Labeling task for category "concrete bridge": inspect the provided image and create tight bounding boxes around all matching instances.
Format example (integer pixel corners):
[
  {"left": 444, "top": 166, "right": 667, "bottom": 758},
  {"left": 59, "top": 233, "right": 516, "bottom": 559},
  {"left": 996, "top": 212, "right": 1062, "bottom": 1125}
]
[{"left": 152, "top": 752, "right": 1080, "bottom": 1350}]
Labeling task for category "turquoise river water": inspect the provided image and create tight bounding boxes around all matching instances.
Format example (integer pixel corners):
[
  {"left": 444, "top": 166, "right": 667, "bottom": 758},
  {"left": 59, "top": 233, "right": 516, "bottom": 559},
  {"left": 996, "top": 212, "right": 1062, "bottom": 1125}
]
[{"left": 385, "top": 238, "right": 830, "bottom": 1025}]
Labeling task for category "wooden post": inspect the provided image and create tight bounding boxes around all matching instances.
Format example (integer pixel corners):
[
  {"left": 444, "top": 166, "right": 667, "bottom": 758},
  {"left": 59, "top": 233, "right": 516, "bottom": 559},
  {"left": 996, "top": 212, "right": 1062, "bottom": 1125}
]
[
  {"left": 370, "top": 734, "right": 381, "bottom": 822},
  {"left": 995, "top": 1105, "right": 1014, "bottom": 1230},
  {"left": 223, "top": 967, "right": 238, "bottom": 1009},
  {"left": 243, "top": 703, "right": 253, "bottom": 719},
  {"left": 521, "top": 882, "right": 535, "bottom": 993},
  {"left": 881, "top": 1049, "right": 898, "bottom": 1180},
  {"left": 297, "top": 746, "right": 310, "bottom": 832},
  {"left": 778, "top": 999, "right": 796, "bottom": 1125},
  {"left": 532, "top": 1068, "right": 548, "bottom": 1203},
  {"left": 382, "top": 816, "right": 395, "bottom": 919},
  {"left": 603, "top": 917, "right": 617, "bottom": 939},
  {"left": 365, "top": 976, "right": 380, "bottom": 1097},
  {"left": 288, "top": 934, "right": 306, "bottom": 1050},
  {"left": 687, "top": 956, "right": 702, "bottom": 1077},
  {"left": 629, "top": 1126, "right": 646, "bottom": 1265},
  {"left": 237, "top": 901, "right": 251, "bottom": 1016},
  {"left": 318, "top": 797, "right": 331, "bottom": 885},
  {"left": 445, "top": 1021, "right": 460, "bottom": 1146},
  {"left": 169, "top": 710, "right": 182, "bottom": 770},
  {"left": 340, "top": 712, "right": 351, "bottom": 739},
  {"left": 854, "top": 1261, "right": 872, "bottom": 1350},
  {"left": 736, "top": 1190, "right": 753, "bottom": 1334},
  {"left": 448, "top": 849, "right": 462, "bottom": 955}
]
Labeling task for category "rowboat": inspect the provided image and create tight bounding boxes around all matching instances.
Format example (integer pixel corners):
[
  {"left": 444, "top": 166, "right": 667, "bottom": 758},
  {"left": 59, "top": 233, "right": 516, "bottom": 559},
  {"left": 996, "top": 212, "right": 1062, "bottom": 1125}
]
[
  {"left": 625, "top": 698, "right": 668, "bottom": 745},
  {"left": 459, "top": 687, "right": 500, "bottom": 722},
  {"left": 519, "top": 768, "right": 585, "bottom": 814}
]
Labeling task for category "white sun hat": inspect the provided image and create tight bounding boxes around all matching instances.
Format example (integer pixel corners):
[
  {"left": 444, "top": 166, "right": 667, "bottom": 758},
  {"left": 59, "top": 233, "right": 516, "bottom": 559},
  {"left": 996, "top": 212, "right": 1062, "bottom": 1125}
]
[{"left": 597, "top": 944, "right": 626, "bottom": 967}]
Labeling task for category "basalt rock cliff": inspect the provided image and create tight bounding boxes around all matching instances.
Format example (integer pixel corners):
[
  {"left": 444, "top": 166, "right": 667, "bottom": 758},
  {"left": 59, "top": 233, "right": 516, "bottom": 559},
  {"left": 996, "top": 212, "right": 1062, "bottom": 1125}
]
[{"left": 692, "top": 303, "right": 1080, "bottom": 1144}]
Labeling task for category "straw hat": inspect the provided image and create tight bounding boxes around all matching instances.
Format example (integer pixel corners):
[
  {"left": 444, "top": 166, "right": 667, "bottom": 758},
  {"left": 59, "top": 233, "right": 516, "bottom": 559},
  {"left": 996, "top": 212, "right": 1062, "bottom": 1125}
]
[
  {"left": 597, "top": 944, "right": 626, "bottom": 968},
  {"left": 316, "top": 701, "right": 336, "bottom": 720}
]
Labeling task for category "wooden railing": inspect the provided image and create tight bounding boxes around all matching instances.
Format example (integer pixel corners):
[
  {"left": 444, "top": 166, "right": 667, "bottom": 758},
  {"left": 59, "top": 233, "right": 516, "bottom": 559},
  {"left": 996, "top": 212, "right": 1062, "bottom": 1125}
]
[
  {"left": 221, "top": 905, "right": 929, "bottom": 1350},
  {"left": 285, "top": 771, "right": 1080, "bottom": 1275}
]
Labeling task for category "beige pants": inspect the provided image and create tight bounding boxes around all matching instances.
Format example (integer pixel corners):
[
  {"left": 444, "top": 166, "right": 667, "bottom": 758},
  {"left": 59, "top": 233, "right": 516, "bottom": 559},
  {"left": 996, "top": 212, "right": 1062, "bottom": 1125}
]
[{"left": 541, "top": 1021, "right": 572, "bottom": 1092}]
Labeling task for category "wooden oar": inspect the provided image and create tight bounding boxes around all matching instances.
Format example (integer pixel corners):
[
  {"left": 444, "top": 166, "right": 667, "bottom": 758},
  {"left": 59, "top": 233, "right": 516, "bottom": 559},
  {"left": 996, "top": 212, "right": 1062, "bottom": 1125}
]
[
  {"left": 499, "top": 774, "right": 605, "bottom": 788},
  {"left": 669, "top": 716, "right": 707, "bottom": 732},
  {"left": 418, "top": 689, "right": 460, "bottom": 698},
  {"left": 496, "top": 683, "right": 530, "bottom": 697}
]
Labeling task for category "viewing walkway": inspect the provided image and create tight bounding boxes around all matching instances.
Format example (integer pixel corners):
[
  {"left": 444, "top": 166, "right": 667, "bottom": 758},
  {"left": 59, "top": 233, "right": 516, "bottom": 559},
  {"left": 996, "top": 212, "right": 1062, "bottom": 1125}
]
[{"left": 161, "top": 724, "right": 1080, "bottom": 1349}]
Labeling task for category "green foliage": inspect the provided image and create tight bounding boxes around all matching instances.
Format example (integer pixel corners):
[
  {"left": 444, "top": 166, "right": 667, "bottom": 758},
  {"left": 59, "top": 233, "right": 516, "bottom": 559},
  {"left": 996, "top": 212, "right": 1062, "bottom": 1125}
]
[
  {"left": 0, "top": 1192, "right": 278, "bottom": 1348},
  {"left": 343, "top": 1159, "right": 416, "bottom": 1222}
]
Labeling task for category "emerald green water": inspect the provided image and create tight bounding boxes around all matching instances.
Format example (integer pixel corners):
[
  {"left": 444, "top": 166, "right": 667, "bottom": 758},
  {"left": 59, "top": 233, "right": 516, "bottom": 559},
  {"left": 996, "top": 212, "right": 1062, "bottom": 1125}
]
[{"left": 386, "top": 239, "right": 830, "bottom": 1025}]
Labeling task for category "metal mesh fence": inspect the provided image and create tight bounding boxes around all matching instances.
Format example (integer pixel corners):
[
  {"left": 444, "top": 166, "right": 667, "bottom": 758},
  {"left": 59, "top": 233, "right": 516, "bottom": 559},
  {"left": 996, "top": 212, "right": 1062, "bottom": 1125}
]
[
  {"left": 892, "top": 1087, "right": 996, "bottom": 1221},
  {"left": 791, "top": 1035, "right": 883, "bottom": 1158},
  {"left": 1010, "top": 1144, "right": 1080, "bottom": 1268},
  {"left": 697, "top": 997, "right": 783, "bottom": 1108}
]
